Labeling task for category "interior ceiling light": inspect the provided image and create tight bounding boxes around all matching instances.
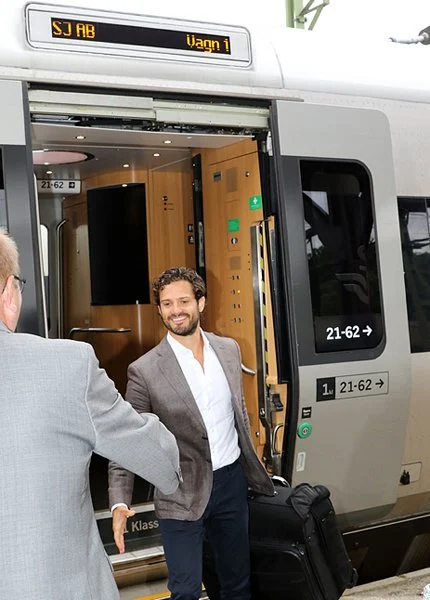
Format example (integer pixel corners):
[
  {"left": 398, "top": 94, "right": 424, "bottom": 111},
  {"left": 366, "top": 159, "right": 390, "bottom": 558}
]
[
  {"left": 153, "top": 153, "right": 160, "bottom": 157},
  {"left": 32, "top": 150, "right": 93, "bottom": 165},
  {"left": 123, "top": 163, "right": 130, "bottom": 168},
  {"left": 122, "top": 184, "right": 128, "bottom": 187},
  {"left": 76, "top": 135, "right": 86, "bottom": 140},
  {"left": 163, "top": 140, "right": 172, "bottom": 144},
  {"left": 46, "top": 170, "right": 53, "bottom": 175}
]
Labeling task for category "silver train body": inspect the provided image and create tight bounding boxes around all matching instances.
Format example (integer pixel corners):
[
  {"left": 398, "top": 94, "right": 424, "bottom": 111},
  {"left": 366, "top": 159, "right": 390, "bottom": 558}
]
[{"left": 1, "top": 0, "right": 430, "bottom": 581}]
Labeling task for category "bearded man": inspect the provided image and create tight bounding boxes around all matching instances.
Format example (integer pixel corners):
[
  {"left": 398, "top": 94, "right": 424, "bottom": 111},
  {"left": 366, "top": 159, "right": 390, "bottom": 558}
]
[{"left": 109, "top": 266, "right": 274, "bottom": 600}]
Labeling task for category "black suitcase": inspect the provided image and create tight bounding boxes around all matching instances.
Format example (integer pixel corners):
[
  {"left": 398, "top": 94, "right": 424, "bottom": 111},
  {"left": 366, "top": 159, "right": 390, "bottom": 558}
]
[{"left": 203, "top": 481, "right": 357, "bottom": 600}]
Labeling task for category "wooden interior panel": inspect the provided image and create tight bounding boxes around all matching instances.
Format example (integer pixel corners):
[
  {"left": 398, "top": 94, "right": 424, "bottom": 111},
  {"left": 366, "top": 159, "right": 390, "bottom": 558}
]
[
  {"left": 201, "top": 138, "right": 257, "bottom": 165},
  {"left": 148, "top": 159, "right": 195, "bottom": 342},
  {"left": 200, "top": 139, "right": 286, "bottom": 460},
  {"left": 90, "top": 304, "right": 156, "bottom": 395},
  {"left": 201, "top": 140, "right": 266, "bottom": 452},
  {"left": 63, "top": 159, "right": 194, "bottom": 389},
  {"left": 147, "top": 159, "right": 194, "bottom": 282},
  {"left": 82, "top": 168, "right": 148, "bottom": 191}
]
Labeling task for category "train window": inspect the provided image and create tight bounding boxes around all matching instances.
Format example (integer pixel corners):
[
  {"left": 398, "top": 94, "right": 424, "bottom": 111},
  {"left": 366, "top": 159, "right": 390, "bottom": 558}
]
[
  {"left": 0, "top": 150, "right": 6, "bottom": 228},
  {"left": 301, "top": 160, "right": 383, "bottom": 353},
  {"left": 398, "top": 197, "right": 430, "bottom": 353}
]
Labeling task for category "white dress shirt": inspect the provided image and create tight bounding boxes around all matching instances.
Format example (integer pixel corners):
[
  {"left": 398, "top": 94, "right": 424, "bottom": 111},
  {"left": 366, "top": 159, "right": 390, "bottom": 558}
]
[{"left": 167, "top": 330, "right": 240, "bottom": 471}]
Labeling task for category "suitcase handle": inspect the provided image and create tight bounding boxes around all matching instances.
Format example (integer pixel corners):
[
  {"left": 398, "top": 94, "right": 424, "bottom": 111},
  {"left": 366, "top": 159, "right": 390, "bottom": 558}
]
[
  {"left": 248, "top": 476, "right": 290, "bottom": 500},
  {"left": 272, "top": 475, "right": 290, "bottom": 488}
]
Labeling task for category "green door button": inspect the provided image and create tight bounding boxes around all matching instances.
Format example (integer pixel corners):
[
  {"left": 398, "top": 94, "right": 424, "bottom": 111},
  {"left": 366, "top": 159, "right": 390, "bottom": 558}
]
[{"left": 297, "top": 422, "right": 313, "bottom": 439}]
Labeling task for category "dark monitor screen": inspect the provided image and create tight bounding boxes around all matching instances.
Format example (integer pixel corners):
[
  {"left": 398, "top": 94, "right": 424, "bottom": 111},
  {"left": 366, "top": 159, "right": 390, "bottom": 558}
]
[{"left": 87, "top": 183, "right": 149, "bottom": 305}]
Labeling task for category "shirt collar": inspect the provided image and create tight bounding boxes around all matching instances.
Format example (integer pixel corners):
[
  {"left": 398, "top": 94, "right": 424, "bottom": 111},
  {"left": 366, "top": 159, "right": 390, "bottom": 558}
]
[{"left": 167, "top": 329, "right": 210, "bottom": 356}]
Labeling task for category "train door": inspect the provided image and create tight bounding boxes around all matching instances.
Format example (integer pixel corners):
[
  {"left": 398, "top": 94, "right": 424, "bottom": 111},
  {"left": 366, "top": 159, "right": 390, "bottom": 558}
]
[
  {"left": 270, "top": 100, "right": 411, "bottom": 524},
  {"left": 0, "top": 79, "right": 46, "bottom": 335}
]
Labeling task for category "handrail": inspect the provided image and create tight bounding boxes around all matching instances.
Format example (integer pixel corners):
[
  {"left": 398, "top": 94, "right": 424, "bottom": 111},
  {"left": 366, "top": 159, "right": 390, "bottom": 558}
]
[
  {"left": 55, "top": 219, "right": 67, "bottom": 338},
  {"left": 271, "top": 423, "right": 284, "bottom": 476},
  {"left": 271, "top": 423, "right": 284, "bottom": 456},
  {"left": 241, "top": 363, "right": 256, "bottom": 375},
  {"left": 69, "top": 327, "right": 131, "bottom": 339}
]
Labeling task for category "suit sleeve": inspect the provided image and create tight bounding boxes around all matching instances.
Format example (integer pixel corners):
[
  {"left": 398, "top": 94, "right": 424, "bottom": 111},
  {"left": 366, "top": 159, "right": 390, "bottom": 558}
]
[
  {"left": 83, "top": 345, "right": 180, "bottom": 500},
  {"left": 108, "top": 361, "right": 155, "bottom": 507}
]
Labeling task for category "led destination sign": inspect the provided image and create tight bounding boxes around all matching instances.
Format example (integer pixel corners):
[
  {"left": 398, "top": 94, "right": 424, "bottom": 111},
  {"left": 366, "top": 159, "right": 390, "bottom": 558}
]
[
  {"left": 26, "top": 4, "right": 251, "bottom": 66},
  {"left": 51, "top": 19, "right": 231, "bottom": 55}
]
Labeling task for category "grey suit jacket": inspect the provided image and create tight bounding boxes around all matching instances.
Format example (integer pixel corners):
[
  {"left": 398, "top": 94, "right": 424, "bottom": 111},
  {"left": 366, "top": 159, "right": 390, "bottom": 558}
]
[
  {"left": 0, "top": 321, "right": 180, "bottom": 600},
  {"left": 109, "top": 332, "right": 274, "bottom": 520}
]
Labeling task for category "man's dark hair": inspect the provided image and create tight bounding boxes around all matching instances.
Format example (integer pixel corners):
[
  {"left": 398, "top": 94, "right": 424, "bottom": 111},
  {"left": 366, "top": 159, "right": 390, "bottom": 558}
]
[{"left": 152, "top": 267, "right": 207, "bottom": 305}]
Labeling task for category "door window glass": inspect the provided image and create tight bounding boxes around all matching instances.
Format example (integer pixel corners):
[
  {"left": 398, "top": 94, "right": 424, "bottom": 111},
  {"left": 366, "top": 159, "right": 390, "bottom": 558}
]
[{"left": 301, "top": 160, "right": 383, "bottom": 352}]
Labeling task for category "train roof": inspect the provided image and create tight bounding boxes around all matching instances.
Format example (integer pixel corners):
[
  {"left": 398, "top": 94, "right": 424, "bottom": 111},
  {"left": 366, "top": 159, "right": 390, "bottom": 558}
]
[{"left": 0, "top": 1, "right": 428, "bottom": 104}]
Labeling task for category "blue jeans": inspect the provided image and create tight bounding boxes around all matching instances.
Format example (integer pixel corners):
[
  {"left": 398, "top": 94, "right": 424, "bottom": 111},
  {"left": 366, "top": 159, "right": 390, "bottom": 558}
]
[{"left": 160, "top": 458, "right": 250, "bottom": 600}]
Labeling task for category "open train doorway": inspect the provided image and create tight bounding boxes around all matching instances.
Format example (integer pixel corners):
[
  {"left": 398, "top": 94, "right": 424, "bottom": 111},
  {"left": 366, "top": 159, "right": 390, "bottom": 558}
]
[{"left": 29, "top": 86, "right": 285, "bottom": 564}]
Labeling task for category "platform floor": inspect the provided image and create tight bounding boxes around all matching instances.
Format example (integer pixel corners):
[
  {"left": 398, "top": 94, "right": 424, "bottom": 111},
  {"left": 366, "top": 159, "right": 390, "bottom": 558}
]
[
  {"left": 343, "top": 567, "right": 430, "bottom": 598},
  {"left": 119, "top": 567, "right": 430, "bottom": 599}
]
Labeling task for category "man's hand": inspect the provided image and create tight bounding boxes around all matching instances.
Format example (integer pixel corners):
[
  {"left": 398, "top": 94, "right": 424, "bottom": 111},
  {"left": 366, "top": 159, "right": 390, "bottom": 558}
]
[{"left": 112, "top": 505, "right": 135, "bottom": 554}]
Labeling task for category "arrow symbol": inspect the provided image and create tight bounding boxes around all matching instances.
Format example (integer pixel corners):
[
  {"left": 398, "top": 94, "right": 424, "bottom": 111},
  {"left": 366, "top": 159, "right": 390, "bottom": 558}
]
[
  {"left": 362, "top": 325, "right": 372, "bottom": 336},
  {"left": 375, "top": 379, "right": 384, "bottom": 388}
]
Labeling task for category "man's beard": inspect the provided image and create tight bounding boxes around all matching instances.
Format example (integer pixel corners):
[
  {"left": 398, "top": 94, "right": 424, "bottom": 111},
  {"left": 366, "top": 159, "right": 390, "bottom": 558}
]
[{"left": 162, "top": 312, "right": 200, "bottom": 336}]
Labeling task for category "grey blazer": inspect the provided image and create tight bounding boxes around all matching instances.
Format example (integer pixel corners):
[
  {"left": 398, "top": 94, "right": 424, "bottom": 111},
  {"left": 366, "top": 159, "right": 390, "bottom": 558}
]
[
  {"left": 109, "top": 332, "right": 274, "bottom": 520},
  {"left": 0, "top": 321, "right": 180, "bottom": 600}
]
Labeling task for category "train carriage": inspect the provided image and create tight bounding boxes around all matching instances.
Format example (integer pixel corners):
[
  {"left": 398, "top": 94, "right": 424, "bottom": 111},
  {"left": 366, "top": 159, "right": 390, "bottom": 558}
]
[{"left": 1, "top": 0, "right": 430, "bottom": 584}]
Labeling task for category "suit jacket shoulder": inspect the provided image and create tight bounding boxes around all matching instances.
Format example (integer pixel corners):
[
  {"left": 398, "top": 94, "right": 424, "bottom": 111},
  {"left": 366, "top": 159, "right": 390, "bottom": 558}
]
[
  {"left": 205, "top": 331, "right": 240, "bottom": 351},
  {"left": 128, "top": 338, "right": 166, "bottom": 373}
]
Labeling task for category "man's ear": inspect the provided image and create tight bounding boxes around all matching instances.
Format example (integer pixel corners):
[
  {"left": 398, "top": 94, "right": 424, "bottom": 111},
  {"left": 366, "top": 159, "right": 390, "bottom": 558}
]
[
  {"left": 1, "top": 276, "right": 20, "bottom": 330},
  {"left": 198, "top": 296, "right": 206, "bottom": 313},
  {"left": 1, "top": 276, "right": 14, "bottom": 304}
]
